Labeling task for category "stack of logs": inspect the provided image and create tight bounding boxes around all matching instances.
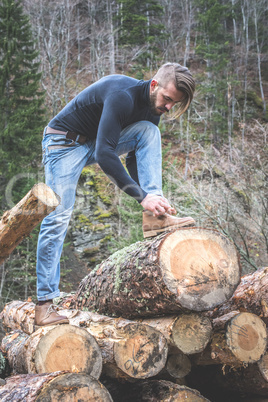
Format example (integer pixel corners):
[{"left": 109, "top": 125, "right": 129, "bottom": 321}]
[{"left": 0, "top": 184, "right": 267, "bottom": 401}]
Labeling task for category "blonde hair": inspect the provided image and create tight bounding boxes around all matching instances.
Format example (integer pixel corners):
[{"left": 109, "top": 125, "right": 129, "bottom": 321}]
[{"left": 153, "top": 62, "right": 195, "bottom": 118}]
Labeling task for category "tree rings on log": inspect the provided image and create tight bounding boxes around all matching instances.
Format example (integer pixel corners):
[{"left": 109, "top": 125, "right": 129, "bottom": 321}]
[
  {"left": 226, "top": 312, "right": 267, "bottom": 364},
  {"left": 34, "top": 325, "right": 102, "bottom": 377},
  {"left": 159, "top": 228, "right": 241, "bottom": 311},
  {"left": 171, "top": 313, "right": 212, "bottom": 354},
  {"left": 2, "top": 325, "right": 102, "bottom": 377},
  {"left": 112, "top": 323, "right": 168, "bottom": 379}
]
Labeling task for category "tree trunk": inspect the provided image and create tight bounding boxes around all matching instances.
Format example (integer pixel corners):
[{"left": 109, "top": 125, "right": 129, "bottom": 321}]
[
  {"left": 0, "top": 183, "right": 60, "bottom": 264},
  {"left": 74, "top": 228, "right": 241, "bottom": 317},
  {"left": 1, "top": 325, "right": 102, "bottom": 377},
  {"left": 141, "top": 313, "right": 212, "bottom": 355},
  {"left": 206, "top": 266, "right": 268, "bottom": 323},
  {"left": 0, "top": 372, "right": 113, "bottom": 402},
  {"left": 102, "top": 378, "right": 211, "bottom": 402},
  {"left": 192, "top": 312, "right": 267, "bottom": 366}
]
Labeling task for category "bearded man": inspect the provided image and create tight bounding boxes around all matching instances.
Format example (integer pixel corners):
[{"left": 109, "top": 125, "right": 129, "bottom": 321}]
[{"left": 35, "top": 62, "right": 196, "bottom": 327}]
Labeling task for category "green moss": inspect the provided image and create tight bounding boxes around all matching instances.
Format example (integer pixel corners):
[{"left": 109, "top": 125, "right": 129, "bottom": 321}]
[
  {"left": 81, "top": 166, "right": 95, "bottom": 177},
  {"left": 77, "top": 214, "right": 91, "bottom": 224},
  {"left": 81, "top": 166, "right": 113, "bottom": 205},
  {"left": 109, "top": 241, "right": 146, "bottom": 294},
  {"left": 92, "top": 223, "right": 110, "bottom": 232},
  {"left": 100, "top": 235, "right": 112, "bottom": 243},
  {"left": 85, "top": 180, "right": 94, "bottom": 186}
]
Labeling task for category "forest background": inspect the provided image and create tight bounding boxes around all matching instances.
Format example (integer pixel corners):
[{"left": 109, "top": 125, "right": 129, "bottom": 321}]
[{"left": 0, "top": 0, "right": 267, "bottom": 308}]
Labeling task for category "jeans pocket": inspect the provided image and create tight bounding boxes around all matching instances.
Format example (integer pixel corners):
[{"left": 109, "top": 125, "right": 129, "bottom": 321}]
[{"left": 47, "top": 135, "right": 79, "bottom": 151}]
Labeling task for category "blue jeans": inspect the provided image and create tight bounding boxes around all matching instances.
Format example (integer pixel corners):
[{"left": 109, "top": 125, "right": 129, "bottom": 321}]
[{"left": 36, "top": 121, "right": 163, "bottom": 300}]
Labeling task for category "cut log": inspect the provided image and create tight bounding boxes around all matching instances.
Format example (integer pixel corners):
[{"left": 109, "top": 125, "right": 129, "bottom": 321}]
[
  {"left": 102, "top": 378, "right": 211, "bottom": 402},
  {"left": 1, "top": 325, "right": 102, "bottom": 377},
  {"left": 165, "top": 350, "right": 192, "bottom": 379},
  {"left": 63, "top": 309, "right": 168, "bottom": 380},
  {"left": 0, "top": 302, "right": 168, "bottom": 380},
  {"left": 0, "top": 372, "right": 113, "bottom": 401},
  {"left": 192, "top": 312, "right": 267, "bottom": 366},
  {"left": 0, "top": 300, "right": 35, "bottom": 335},
  {"left": 2, "top": 301, "right": 211, "bottom": 356},
  {"left": 141, "top": 313, "right": 212, "bottom": 355},
  {"left": 74, "top": 228, "right": 241, "bottom": 317},
  {"left": 207, "top": 266, "right": 268, "bottom": 323},
  {"left": 0, "top": 183, "right": 60, "bottom": 264}
]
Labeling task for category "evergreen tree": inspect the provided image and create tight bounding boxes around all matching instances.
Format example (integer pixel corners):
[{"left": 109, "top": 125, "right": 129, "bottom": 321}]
[
  {"left": 115, "top": 0, "right": 165, "bottom": 69},
  {"left": 194, "top": 0, "right": 233, "bottom": 143},
  {"left": 0, "top": 0, "right": 46, "bottom": 179}
]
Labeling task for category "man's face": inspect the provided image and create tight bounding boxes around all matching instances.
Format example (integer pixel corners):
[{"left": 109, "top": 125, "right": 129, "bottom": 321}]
[{"left": 149, "top": 80, "right": 185, "bottom": 116}]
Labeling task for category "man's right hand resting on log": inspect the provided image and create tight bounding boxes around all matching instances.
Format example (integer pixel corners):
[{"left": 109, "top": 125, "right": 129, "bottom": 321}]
[
  {"left": 141, "top": 194, "right": 195, "bottom": 238},
  {"left": 34, "top": 62, "right": 196, "bottom": 328}
]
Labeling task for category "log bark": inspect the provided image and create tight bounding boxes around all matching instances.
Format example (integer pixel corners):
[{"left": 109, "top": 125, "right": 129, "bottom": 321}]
[
  {"left": 0, "top": 372, "right": 113, "bottom": 401},
  {"left": 74, "top": 228, "right": 241, "bottom": 317},
  {"left": 0, "top": 183, "right": 60, "bottom": 264},
  {"left": 0, "top": 302, "right": 168, "bottom": 380},
  {"left": 1, "top": 325, "right": 102, "bottom": 377},
  {"left": 102, "top": 379, "right": 211, "bottom": 402},
  {"left": 63, "top": 309, "right": 168, "bottom": 380},
  {"left": 206, "top": 267, "right": 268, "bottom": 323},
  {"left": 1, "top": 303, "right": 212, "bottom": 356},
  {"left": 258, "top": 350, "right": 268, "bottom": 382},
  {"left": 0, "top": 300, "right": 35, "bottom": 335},
  {"left": 192, "top": 312, "right": 267, "bottom": 366},
  {"left": 141, "top": 313, "right": 212, "bottom": 355},
  {"left": 0, "top": 350, "right": 10, "bottom": 379}
]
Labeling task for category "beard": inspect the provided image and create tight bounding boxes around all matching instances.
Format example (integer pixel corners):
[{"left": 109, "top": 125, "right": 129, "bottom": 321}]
[
  {"left": 149, "top": 90, "right": 168, "bottom": 116},
  {"left": 149, "top": 91, "right": 161, "bottom": 116}
]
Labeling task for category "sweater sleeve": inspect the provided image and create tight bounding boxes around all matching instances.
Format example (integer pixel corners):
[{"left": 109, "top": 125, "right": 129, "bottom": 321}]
[{"left": 94, "top": 93, "right": 147, "bottom": 202}]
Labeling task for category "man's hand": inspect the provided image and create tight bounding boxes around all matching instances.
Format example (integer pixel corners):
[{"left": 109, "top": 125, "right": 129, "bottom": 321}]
[{"left": 140, "top": 194, "right": 176, "bottom": 216}]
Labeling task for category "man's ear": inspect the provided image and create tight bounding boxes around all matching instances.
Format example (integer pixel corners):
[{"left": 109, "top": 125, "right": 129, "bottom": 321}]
[{"left": 150, "top": 79, "right": 158, "bottom": 91}]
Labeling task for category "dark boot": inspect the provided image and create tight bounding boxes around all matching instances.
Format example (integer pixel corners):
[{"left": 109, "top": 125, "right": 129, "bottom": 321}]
[
  {"left": 34, "top": 301, "right": 69, "bottom": 330},
  {"left": 142, "top": 210, "right": 196, "bottom": 238}
]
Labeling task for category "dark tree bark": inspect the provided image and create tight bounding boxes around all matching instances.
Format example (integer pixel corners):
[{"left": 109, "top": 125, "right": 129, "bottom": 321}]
[{"left": 102, "top": 378, "right": 211, "bottom": 402}]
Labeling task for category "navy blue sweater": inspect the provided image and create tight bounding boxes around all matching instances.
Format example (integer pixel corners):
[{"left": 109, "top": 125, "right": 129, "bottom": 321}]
[{"left": 48, "top": 75, "right": 160, "bottom": 202}]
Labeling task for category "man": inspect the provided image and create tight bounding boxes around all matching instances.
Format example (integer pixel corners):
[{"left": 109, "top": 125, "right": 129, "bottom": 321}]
[{"left": 35, "top": 62, "right": 196, "bottom": 328}]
